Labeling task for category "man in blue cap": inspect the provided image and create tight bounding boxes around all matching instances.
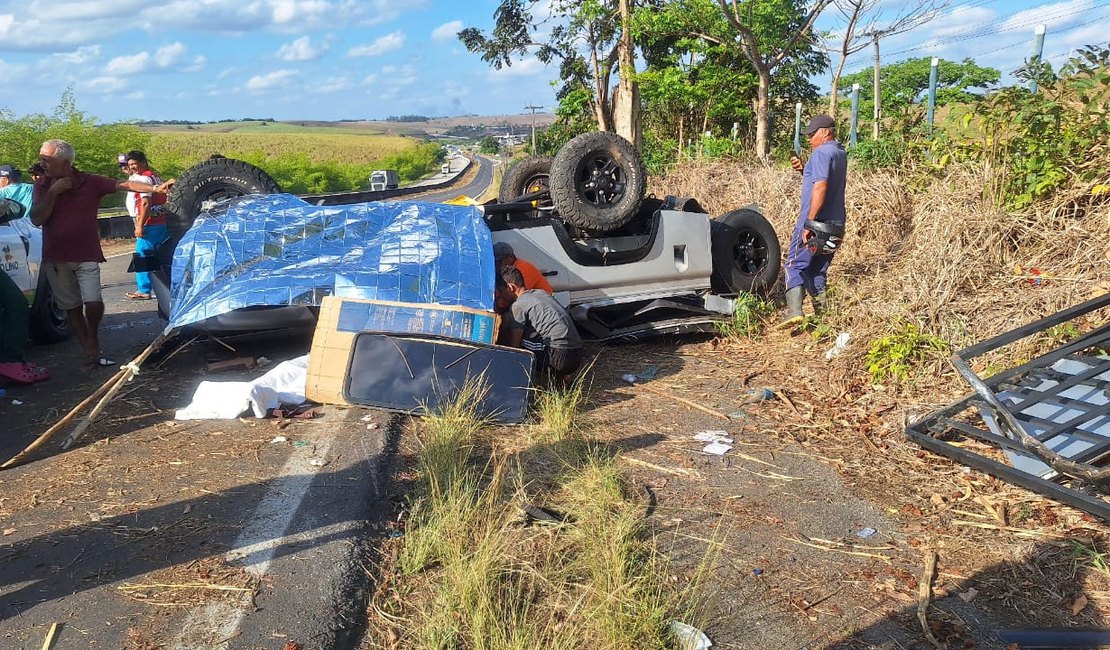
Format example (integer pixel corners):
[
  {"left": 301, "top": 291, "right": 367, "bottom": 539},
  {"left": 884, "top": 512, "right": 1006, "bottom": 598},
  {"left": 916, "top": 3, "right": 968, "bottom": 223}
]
[{"left": 782, "top": 114, "right": 848, "bottom": 326}]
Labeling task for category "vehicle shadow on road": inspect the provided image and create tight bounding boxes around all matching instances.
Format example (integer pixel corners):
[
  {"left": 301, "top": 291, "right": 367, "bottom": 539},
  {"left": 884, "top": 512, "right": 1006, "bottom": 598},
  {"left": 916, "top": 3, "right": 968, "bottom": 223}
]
[{"left": 822, "top": 538, "right": 1109, "bottom": 650}]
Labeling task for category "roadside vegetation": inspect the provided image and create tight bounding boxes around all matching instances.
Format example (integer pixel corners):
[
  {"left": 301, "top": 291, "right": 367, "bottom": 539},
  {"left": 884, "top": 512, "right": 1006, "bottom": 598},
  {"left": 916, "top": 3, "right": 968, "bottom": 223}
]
[{"left": 368, "top": 378, "right": 697, "bottom": 649}]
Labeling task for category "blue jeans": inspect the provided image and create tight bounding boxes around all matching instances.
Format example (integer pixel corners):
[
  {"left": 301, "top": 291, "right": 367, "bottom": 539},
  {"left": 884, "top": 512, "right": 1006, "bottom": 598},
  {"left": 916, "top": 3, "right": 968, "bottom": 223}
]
[
  {"left": 784, "top": 218, "right": 836, "bottom": 295},
  {"left": 135, "top": 224, "right": 168, "bottom": 295}
]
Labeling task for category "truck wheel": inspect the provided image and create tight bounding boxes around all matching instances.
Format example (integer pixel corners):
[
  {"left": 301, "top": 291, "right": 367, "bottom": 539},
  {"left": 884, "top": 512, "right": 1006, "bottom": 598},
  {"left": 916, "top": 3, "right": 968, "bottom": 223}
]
[
  {"left": 164, "top": 157, "right": 282, "bottom": 240},
  {"left": 710, "top": 208, "right": 781, "bottom": 294},
  {"left": 498, "top": 156, "right": 552, "bottom": 205},
  {"left": 29, "top": 276, "right": 70, "bottom": 343},
  {"left": 549, "top": 132, "right": 645, "bottom": 232}
]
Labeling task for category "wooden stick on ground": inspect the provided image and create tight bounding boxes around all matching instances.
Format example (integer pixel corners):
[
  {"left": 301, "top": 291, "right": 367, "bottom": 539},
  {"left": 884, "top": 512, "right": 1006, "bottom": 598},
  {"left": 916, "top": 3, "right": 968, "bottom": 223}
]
[
  {"left": 636, "top": 383, "right": 731, "bottom": 421},
  {"left": 40, "top": 622, "right": 60, "bottom": 650},
  {"left": 917, "top": 549, "right": 944, "bottom": 650},
  {"left": 1, "top": 369, "right": 125, "bottom": 468},
  {"left": 61, "top": 332, "right": 171, "bottom": 450}
]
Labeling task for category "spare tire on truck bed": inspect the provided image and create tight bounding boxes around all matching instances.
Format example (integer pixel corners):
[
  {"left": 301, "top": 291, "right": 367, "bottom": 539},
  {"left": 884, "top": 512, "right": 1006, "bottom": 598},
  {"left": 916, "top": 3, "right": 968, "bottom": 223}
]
[
  {"left": 498, "top": 156, "right": 552, "bottom": 205},
  {"left": 164, "top": 157, "right": 283, "bottom": 239},
  {"left": 549, "top": 131, "right": 646, "bottom": 233}
]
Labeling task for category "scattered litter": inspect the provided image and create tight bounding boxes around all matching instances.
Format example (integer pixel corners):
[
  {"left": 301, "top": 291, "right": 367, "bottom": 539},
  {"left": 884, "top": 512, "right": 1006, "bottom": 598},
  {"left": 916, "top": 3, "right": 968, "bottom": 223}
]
[
  {"left": 11, "top": 400, "right": 22, "bottom": 406},
  {"left": 824, "top": 332, "right": 851, "bottom": 360},
  {"left": 2, "top": 528, "right": 15, "bottom": 536},
  {"left": 521, "top": 503, "right": 573, "bottom": 525},
  {"left": 360, "top": 414, "right": 375, "bottom": 422},
  {"left": 726, "top": 410, "right": 745, "bottom": 420},
  {"left": 702, "top": 441, "right": 733, "bottom": 456},
  {"left": 856, "top": 527, "right": 877, "bottom": 539},
  {"left": 739, "top": 387, "right": 774, "bottom": 404},
  {"left": 309, "top": 458, "right": 329, "bottom": 467},
  {"left": 206, "top": 356, "right": 256, "bottom": 373},
  {"left": 670, "top": 620, "right": 712, "bottom": 650},
  {"left": 958, "top": 587, "right": 978, "bottom": 602},
  {"left": 621, "top": 373, "right": 639, "bottom": 384},
  {"left": 270, "top": 436, "right": 289, "bottom": 444},
  {"left": 752, "top": 568, "right": 764, "bottom": 576},
  {"left": 694, "top": 430, "right": 733, "bottom": 443},
  {"left": 366, "top": 423, "right": 379, "bottom": 430},
  {"left": 292, "top": 440, "right": 310, "bottom": 448},
  {"left": 386, "top": 531, "right": 404, "bottom": 539}
]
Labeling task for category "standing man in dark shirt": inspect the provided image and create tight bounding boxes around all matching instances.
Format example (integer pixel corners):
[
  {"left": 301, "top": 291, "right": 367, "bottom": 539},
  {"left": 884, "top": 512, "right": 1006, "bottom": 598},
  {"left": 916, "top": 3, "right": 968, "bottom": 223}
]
[
  {"left": 496, "top": 267, "right": 584, "bottom": 385},
  {"left": 31, "top": 139, "right": 174, "bottom": 368},
  {"left": 782, "top": 114, "right": 848, "bottom": 326}
]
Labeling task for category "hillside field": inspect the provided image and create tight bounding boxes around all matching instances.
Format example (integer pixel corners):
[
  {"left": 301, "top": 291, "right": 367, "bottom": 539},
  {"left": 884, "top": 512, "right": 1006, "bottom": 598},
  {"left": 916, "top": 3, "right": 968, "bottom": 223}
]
[{"left": 144, "top": 128, "right": 419, "bottom": 169}]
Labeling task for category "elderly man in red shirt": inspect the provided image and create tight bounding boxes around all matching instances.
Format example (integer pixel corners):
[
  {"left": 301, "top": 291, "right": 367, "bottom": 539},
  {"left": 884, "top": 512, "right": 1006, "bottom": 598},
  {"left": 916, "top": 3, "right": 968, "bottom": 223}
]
[{"left": 31, "top": 139, "right": 174, "bottom": 368}]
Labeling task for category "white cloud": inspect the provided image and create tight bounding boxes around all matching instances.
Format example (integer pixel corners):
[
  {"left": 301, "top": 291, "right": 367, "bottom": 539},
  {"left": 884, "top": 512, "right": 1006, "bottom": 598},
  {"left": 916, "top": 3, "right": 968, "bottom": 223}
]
[
  {"left": 154, "top": 42, "right": 189, "bottom": 67},
  {"left": 245, "top": 68, "right": 297, "bottom": 91},
  {"left": 107, "top": 52, "right": 150, "bottom": 75},
  {"left": 347, "top": 30, "right": 406, "bottom": 57},
  {"left": 276, "top": 35, "right": 324, "bottom": 61},
  {"left": 83, "top": 75, "right": 128, "bottom": 93},
  {"left": 431, "top": 20, "right": 463, "bottom": 43},
  {"left": 362, "top": 73, "right": 379, "bottom": 86},
  {"left": 124, "top": 90, "right": 145, "bottom": 100},
  {"left": 999, "top": 0, "right": 1095, "bottom": 32},
  {"left": 0, "top": 14, "right": 13, "bottom": 37},
  {"left": 489, "top": 56, "right": 546, "bottom": 79},
  {"left": 57, "top": 45, "right": 100, "bottom": 64},
  {"left": 183, "top": 55, "right": 208, "bottom": 73},
  {"left": 360, "top": 0, "right": 427, "bottom": 26},
  {"left": 316, "top": 76, "right": 351, "bottom": 92}
]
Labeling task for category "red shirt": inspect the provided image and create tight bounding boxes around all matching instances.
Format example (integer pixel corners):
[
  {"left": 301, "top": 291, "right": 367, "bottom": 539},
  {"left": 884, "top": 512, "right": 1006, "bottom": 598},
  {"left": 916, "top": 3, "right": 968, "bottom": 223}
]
[{"left": 34, "top": 171, "right": 118, "bottom": 263}]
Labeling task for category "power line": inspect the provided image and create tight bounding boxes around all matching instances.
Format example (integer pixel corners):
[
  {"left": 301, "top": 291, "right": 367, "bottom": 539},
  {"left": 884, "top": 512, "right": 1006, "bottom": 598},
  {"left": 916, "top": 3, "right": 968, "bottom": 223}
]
[{"left": 887, "top": 0, "right": 1110, "bottom": 57}]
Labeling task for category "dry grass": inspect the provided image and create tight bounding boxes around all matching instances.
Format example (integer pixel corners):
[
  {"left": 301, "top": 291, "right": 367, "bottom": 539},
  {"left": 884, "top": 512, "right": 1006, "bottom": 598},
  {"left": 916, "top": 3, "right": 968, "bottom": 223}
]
[
  {"left": 654, "top": 158, "right": 1109, "bottom": 367},
  {"left": 116, "top": 556, "right": 258, "bottom": 609}
]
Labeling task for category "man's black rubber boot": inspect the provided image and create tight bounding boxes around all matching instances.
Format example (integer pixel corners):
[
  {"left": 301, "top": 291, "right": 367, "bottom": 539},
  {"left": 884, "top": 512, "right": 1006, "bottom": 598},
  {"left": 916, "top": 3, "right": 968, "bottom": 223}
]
[{"left": 779, "top": 286, "right": 805, "bottom": 328}]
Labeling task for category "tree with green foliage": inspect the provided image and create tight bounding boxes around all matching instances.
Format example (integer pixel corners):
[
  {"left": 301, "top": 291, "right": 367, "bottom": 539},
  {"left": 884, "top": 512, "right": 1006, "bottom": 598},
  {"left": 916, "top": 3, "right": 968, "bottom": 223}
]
[
  {"left": 636, "top": 0, "right": 829, "bottom": 157},
  {"left": 479, "top": 136, "right": 501, "bottom": 154},
  {"left": 0, "top": 87, "right": 149, "bottom": 179},
  {"left": 637, "top": 0, "right": 829, "bottom": 157},
  {"left": 459, "top": 0, "right": 640, "bottom": 145},
  {"left": 839, "top": 57, "right": 999, "bottom": 119}
]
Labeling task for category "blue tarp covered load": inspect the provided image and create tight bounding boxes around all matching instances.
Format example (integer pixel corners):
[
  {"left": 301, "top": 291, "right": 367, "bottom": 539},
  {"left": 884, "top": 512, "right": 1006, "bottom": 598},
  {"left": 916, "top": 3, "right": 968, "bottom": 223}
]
[{"left": 168, "top": 194, "right": 495, "bottom": 328}]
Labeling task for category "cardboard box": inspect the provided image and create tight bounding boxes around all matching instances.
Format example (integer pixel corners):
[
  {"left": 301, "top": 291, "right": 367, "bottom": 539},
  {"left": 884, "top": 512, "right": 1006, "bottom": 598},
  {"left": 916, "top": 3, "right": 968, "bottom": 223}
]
[{"left": 306, "top": 295, "right": 499, "bottom": 405}]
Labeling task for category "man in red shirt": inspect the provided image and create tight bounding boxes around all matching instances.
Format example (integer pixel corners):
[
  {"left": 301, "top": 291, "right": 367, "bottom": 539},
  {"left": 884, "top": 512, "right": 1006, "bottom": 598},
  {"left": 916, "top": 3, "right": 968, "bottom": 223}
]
[{"left": 31, "top": 139, "right": 174, "bottom": 368}]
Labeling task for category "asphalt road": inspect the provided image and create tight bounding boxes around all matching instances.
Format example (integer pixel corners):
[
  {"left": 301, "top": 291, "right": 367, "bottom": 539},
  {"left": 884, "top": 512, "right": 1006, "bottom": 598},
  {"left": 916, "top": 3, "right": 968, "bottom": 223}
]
[
  {"left": 412, "top": 154, "right": 497, "bottom": 203},
  {"left": 0, "top": 254, "right": 398, "bottom": 649}
]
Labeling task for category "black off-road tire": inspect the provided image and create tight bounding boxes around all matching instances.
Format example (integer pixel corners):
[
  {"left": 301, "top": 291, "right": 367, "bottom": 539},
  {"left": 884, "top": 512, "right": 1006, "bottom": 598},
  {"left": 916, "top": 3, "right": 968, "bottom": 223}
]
[
  {"left": 498, "top": 156, "right": 553, "bottom": 205},
  {"left": 29, "top": 276, "right": 69, "bottom": 343},
  {"left": 164, "top": 157, "right": 282, "bottom": 240},
  {"left": 549, "top": 132, "right": 645, "bottom": 232},
  {"left": 710, "top": 208, "right": 781, "bottom": 294}
]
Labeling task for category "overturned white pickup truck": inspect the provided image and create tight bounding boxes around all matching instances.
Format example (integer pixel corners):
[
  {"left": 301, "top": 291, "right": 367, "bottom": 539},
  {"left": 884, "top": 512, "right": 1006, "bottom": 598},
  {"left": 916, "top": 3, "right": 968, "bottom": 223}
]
[{"left": 147, "top": 132, "right": 781, "bottom": 340}]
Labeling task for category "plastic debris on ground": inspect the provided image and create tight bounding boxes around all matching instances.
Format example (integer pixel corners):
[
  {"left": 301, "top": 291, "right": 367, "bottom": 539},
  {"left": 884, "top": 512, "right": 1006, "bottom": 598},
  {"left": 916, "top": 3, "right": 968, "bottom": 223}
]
[
  {"left": 175, "top": 355, "right": 309, "bottom": 420},
  {"left": 168, "top": 194, "right": 495, "bottom": 328},
  {"left": 694, "top": 430, "right": 734, "bottom": 455},
  {"left": 270, "top": 436, "right": 289, "bottom": 444},
  {"left": 825, "top": 332, "right": 851, "bottom": 360},
  {"left": 11, "top": 399, "right": 22, "bottom": 406},
  {"left": 621, "top": 365, "right": 661, "bottom": 385},
  {"left": 856, "top": 527, "right": 877, "bottom": 539},
  {"left": 739, "top": 387, "right": 774, "bottom": 404},
  {"left": 670, "top": 620, "right": 712, "bottom": 650}
]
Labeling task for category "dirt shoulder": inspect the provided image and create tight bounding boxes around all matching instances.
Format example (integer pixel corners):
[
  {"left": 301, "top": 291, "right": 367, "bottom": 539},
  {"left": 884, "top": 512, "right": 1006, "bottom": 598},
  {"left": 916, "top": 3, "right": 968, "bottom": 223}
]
[{"left": 579, "top": 334, "right": 1108, "bottom": 649}]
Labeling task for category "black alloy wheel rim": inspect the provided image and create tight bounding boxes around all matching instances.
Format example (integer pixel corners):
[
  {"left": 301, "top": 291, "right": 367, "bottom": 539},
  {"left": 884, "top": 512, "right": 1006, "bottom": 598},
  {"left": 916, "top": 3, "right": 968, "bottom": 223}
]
[
  {"left": 732, "top": 228, "right": 769, "bottom": 275},
  {"left": 577, "top": 153, "right": 627, "bottom": 206}
]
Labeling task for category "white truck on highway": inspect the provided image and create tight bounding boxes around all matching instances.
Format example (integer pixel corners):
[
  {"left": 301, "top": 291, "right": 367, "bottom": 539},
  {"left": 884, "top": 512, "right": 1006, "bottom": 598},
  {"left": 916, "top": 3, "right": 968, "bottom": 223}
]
[{"left": 369, "top": 170, "right": 399, "bottom": 191}]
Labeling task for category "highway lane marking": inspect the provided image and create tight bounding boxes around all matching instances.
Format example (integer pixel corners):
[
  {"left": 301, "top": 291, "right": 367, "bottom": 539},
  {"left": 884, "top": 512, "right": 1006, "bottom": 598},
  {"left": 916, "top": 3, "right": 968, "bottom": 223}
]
[{"left": 168, "top": 428, "right": 342, "bottom": 650}]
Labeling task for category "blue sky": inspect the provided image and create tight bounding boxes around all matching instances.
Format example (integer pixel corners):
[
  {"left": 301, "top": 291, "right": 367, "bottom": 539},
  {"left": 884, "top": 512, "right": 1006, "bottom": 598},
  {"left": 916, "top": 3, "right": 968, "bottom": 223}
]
[{"left": 0, "top": 0, "right": 1105, "bottom": 122}]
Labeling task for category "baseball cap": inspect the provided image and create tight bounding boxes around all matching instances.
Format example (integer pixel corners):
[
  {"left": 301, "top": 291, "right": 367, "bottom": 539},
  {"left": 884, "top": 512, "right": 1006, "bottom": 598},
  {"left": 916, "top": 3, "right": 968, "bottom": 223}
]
[
  {"left": 492, "top": 242, "right": 514, "bottom": 260},
  {"left": 804, "top": 114, "right": 835, "bottom": 136},
  {"left": 0, "top": 165, "right": 20, "bottom": 181}
]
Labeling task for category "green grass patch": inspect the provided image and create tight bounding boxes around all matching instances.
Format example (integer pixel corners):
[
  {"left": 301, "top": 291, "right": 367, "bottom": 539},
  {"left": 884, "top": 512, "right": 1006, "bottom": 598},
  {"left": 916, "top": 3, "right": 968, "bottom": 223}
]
[
  {"left": 865, "top": 321, "right": 949, "bottom": 384},
  {"left": 715, "top": 291, "right": 776, "bottom": 339},
  {"left": 376, "top": 379, "right": 692, "bottom": 649}
]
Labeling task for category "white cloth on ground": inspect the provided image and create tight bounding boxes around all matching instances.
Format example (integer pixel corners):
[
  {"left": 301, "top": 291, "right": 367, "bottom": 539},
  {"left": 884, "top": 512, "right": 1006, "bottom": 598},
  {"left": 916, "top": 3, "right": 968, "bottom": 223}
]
[{"left": 175, "top": 355, "right": 309, "bottom": 420}]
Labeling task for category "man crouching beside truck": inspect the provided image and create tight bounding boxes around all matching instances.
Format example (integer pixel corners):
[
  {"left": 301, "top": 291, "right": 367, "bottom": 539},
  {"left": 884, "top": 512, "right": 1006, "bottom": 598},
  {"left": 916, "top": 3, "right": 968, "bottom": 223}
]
[
  {"left": 496, "top": 267, "right": 584, "bottom": 386},
  {"left": 31, "top": 139, "right": 175, "bottom": 370}
]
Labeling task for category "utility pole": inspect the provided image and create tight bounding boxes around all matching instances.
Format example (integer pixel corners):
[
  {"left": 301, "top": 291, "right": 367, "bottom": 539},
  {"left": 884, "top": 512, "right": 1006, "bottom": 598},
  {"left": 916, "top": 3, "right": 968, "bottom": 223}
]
[
  {"left": 1030, "top": 24, "right": 1046, "bottom": 93},
  {"left": 872, "top": 36, "right": 881, "bottom": 139},
  {"left": 849, "top": 84, "right": 860, "bottom": 147},
  {"left": 926, "top": 57, "right": 939, "bottom": 135},
  {"left": 524, "top": 104, "right": 543, "bottom": 152}
]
